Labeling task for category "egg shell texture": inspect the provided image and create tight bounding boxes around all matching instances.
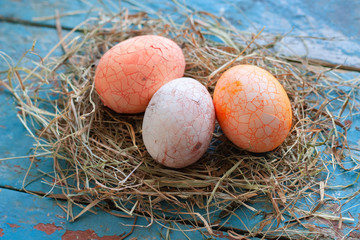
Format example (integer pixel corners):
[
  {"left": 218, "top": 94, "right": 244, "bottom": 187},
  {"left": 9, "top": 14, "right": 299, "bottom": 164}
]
[
  {"left": 213, "top": 65, "right": 292, "bottom": 153},
  {"left": 142, "top": 77, "right": 216, "bottom": 168},
  {"left": 94, "top": 35, "right": 185, "bottom": 113}
]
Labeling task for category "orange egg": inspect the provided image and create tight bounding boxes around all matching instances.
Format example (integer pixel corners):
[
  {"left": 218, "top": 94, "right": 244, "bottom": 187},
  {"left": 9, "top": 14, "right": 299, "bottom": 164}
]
[
  {"left": 94, "top": 35, "right": 185, "bottom": 113},
  {"left": 213, "top": 65, "right": 292, "bottom": 153}
]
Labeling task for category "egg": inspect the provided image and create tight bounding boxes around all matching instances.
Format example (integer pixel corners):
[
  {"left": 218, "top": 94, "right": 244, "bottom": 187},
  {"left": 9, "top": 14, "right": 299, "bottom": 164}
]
[
  {"left": 94, "top": 35, "right": 185, "bottom": 113},
  {"left": 142, "top": 77, "right": 215, "bottom": 168},
  {"left": 213, "top": 65, "right": 292, "bottom": 153}
]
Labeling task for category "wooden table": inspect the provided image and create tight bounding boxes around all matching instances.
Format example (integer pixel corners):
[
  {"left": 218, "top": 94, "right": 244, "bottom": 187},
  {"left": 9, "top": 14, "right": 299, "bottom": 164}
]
[{"left": 1, "top": 0, "right": 359, "bottom": 239}]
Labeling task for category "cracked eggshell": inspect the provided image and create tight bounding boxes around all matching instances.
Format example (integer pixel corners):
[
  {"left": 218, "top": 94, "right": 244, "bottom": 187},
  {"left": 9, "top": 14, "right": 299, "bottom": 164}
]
[
  {"left": 213, "top": 65, "right": 292, "bottom": 153},
  {"left": 94, "top": 35, "right": 185, "bottom": 113},
  {"left": 142, "top": 77, "right": 216, "bottom": 168}
]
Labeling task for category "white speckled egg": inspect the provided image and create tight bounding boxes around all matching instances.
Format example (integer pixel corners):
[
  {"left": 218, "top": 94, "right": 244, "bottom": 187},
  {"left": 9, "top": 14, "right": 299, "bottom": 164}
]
[{"left": 142, "top": 77, "right": 215, "bottom": 168}]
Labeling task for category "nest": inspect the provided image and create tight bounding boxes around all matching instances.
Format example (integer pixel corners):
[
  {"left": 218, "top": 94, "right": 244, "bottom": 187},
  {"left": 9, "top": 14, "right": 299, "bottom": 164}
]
[{"left": 2, "top": 3, "right": 360, "bottom": 239}]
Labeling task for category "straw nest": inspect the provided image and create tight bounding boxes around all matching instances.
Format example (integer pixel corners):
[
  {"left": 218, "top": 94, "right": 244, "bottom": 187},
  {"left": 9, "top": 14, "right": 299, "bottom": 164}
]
[{"left": 2, "top": 3, "right": 359, "bottom": 239}]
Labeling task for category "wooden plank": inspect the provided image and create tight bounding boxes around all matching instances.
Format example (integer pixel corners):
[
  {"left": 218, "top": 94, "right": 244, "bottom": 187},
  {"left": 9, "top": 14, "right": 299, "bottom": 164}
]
[
  {"left": 0, "top": 39, "right": 60, "bottom": 193},
  {"left": 0, "top": 188, "right": 239, "bottom": 240},
  {"left": 0, "top": 22, "right": 64, "bottom": 69},
  {"left": 0, "top": 92, "right": 47, "bottom": 191},
  {"left": 0, "top": 0, "right": 101, "bottom": 29},
  {"left": 1, "top": 0, "right": 360, "bottom": 69}
]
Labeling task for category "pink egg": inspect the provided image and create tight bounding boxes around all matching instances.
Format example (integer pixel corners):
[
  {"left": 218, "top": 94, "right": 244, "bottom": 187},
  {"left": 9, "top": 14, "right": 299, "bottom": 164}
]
[
  {"left": 142, "top": 78, "right": 215, "bottom": 168},
  {"left": 95, "top": 35, "right": 185, "bottom": 113}
]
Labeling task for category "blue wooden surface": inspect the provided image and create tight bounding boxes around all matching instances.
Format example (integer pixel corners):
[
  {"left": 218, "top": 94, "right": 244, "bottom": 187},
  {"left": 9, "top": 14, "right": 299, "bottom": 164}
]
[
  {"left": 1, "top": 188, "right": 228, "bottom": 240},
  {"left": 1, "top": 0, "right": 360, "bottom": 239}
]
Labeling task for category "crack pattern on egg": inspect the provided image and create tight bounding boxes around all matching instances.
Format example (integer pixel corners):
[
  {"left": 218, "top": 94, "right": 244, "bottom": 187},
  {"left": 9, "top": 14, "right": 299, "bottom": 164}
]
[
  {"left": 213, "top": 65, "right": 292, "bottom": 153},
  {"left": 142, "top": 78, "right": 215, "bottom": 168},
  {"left": 94, "top": 35, "right": 185, "bottom": 113}
]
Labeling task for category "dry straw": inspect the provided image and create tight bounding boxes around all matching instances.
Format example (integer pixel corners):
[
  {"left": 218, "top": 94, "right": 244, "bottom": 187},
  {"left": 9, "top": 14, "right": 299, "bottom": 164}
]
[{"left": 1, "top": 2, "right": 360, "bottom": 239}]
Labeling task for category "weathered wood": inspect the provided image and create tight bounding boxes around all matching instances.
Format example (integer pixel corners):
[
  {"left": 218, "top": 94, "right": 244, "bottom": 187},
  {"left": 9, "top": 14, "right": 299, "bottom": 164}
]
[
  {"left": 1, "top": 188, "right": 233, "bottom": 240},
  {"left": 1, "top": 0, "right": 360, "bottom": 239}
]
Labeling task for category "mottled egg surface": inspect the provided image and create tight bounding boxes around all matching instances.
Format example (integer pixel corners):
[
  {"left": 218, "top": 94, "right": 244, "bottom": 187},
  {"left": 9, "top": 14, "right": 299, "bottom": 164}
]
[
  {"left": 213, "top": 65, "right": 292, "bottom": 153},
  {"left": 95, "top": 35, "right": 185, "bottom": 113},
  {"left": 142, "top": 77, "right": 215, "bottom": 168}
]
